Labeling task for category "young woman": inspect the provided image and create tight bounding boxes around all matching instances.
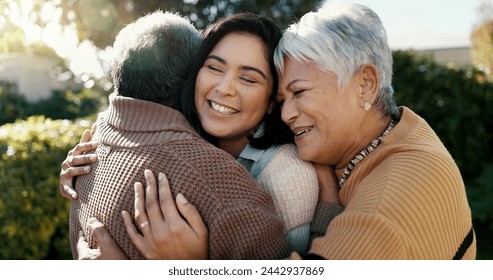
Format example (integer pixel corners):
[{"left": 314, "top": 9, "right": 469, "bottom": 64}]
[{"left": 60, "top": 13, "right": 341, "bottom": 258}]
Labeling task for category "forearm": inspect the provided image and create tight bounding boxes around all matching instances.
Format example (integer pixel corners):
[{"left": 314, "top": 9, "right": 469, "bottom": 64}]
[{"left": 309, "top": 201, "right": 344, "bottom": 240}]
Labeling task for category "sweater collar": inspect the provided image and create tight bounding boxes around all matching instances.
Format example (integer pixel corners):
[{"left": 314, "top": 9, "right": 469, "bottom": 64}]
[{"left": 102, "top": 92, "right": 198, "bottom": 136}]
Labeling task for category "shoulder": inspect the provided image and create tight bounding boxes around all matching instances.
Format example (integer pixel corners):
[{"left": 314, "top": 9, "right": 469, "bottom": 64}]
[{"left": 263, "top": 144, "right": 316, "bottom": 176}]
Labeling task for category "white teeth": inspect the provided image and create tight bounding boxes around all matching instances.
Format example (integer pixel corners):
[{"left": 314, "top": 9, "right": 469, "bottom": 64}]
[
  {"left": 295, "top": 127, "right": 312, "bottom": 136},
  {"left": 211, "top": 101, "right": 238, "bottom": 114}
]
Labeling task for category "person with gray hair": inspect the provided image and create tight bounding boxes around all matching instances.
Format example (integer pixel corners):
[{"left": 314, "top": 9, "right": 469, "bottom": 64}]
[
  {"left": 88, "top": 3, "right": 476, "bottom": 260},
  {"left": 272, "top": 2, "right": 475, "bottom": 259},
  {"left": 67, "top": 10, "right": 290, "bottom": 260}
]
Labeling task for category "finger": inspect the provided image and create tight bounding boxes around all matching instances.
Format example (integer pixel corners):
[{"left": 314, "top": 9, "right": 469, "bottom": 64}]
[
  {"left": 60, "top": 183, "right": 79, "bottom": 199},
  {"left": 144, "top": 170, "right": 165, "bottom": 225},
  {"left": 76, "top": 230, "right": 90, "bottom": 255},
  {"left": 66, "top": 154, "right": 98, "bottom": 168},
  {"left": 134, "top": 182, "right": 151, "bottom": 235},
  {"left": 91, "top": 123, "right": 97, "bottom": 135},
  {"left": 59, "top": 167, "right": 88, "bottom": 200},
  {"left": 87, "top": 217, "right": 128, "bottom": 259},
  {"left": 175, "top": 193, "right": 208, "bottom": 238},
  {"left": 79, "top": 129, "right": 92, "bottom": 144},
  {"left": 72, "top": 141, "right": 99, "bottom": 156},
  {"left": 122, "top": 211, "right": 145, "bottom": 252},
  {"left": 157, "top": 172, "right": 180, "bottom": 221},
  {"left": 87, "top": 217, "right": 114, "bottom": 248},
  {"left": 59, "top": 160, "right": 95, "bottom": 199}
]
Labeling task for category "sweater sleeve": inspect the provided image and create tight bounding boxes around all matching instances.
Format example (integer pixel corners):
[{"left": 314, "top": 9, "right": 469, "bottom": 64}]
[
  {"left": 208, "top": 203, "right": 291, "bottom": 259},
  {"left": 256, "top": 144, "right": 319, "bottom": 254},
  {"left": 310, "top": 202, "right": 344, "bottom": 239}
]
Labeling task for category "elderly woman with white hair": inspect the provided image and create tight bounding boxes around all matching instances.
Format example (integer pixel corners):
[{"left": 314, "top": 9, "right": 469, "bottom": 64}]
[
  {"left": 272, "top": 2, "right": 475, "bottom": 259},
  {"left": 72, "top": 3, "right": 476, "bottom": 260}
]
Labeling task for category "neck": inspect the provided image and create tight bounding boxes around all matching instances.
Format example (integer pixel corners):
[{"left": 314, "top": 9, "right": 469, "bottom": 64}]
[
  {"left": 336, "top": 112, "right": 392, "bottom": 171},
  {"left": 217, "top": 137, "right": 250, "bottom": 159}
]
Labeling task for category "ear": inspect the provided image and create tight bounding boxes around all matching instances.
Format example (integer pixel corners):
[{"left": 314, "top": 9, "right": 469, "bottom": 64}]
[
  {"left": 267, "top": 101, "right": 274, "bottom": 114},
  {"left": 357, "top": 64, "right": 379, "bottom": 106}
]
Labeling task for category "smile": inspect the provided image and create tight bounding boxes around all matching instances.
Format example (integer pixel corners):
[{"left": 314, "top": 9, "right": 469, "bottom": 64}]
[
  {"left": 209, "top": 101, "right": 238, "bottom": 115},
  {"left": 294, "top": 127, "right": 313, "bottom": 137}
]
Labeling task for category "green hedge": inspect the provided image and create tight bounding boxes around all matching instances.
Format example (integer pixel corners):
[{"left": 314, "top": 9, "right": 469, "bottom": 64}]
[
  {"left": 0, "top": 116, "right": 92, "bottom": 259},
  {"left": 0, "top": 86, "right": 106, "bottom": 126}
]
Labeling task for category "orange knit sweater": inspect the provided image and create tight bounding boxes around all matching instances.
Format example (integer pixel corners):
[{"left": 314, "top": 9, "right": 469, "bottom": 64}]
[
  {"left": 69, "top": 93, "right": 290, "bottom": 260},
  {"left": 307, "top": 107, "right": 475, "bottom": 259}
]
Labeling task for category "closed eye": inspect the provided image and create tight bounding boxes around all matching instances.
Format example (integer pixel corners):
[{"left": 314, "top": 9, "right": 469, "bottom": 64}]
[
  {"left": 207, "top": 65, "right": 223, "bottom": 73},
  {"left": 240, "top": 76, "right": 257, "bottom": 84}
]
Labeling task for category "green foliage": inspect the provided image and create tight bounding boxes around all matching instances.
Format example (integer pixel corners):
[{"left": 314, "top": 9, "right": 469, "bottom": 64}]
[
  {"left": 0, "top": 81, "right": 28, "bottom": 124},
  {"left": 393, "top": 50, "right": 493, "bottom": 259},
  {"left": 0, "top": 116, "right": 92, "bottom": 259},
  {"left": 25, "top": 89, "right": 106, "bottom": 121},
  {"left": 0, "top": 85, "right": 105, "bottom": 126}
]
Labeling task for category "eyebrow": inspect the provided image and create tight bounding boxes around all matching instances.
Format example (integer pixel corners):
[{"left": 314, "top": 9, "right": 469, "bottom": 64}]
[
  {"left": 285, "top": 79, "right": 305, "bottom": 89},
  {"left": 206, "top": 55, "right": 268, "bottom": 80}
]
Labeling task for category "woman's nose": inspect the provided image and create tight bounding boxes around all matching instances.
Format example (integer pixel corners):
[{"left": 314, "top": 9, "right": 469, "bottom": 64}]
[
  {"left": 281, "top": 99, "right": 299, "bottom": 125},
  {"left": 215, "top": 75, "right": 236, "bottom": 96}
]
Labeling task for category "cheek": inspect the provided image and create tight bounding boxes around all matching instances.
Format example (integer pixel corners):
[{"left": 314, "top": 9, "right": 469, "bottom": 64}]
[{"left": 195, "top": 73, "right": 208, "bottom": 103}]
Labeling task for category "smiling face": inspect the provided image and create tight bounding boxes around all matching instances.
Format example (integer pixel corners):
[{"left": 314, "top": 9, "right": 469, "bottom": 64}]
[
  {"left": 278, "top": 57, "right": 366, "bottom": 167},
  {"left": 194, "top": 32, "right": 273, "bottom": 149}
]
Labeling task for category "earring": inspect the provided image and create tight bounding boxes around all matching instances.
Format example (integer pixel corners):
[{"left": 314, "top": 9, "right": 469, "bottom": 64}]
[
  {"left": 267, "top": 108, "right": 272, "bottom": 114},
  {"left": 363, "top": 101, "right": 371, "bottom": 111}
]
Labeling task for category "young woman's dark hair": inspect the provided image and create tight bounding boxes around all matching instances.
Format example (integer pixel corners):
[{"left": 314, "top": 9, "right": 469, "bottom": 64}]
[{"left": 179, "top": 12, "right": 293, "bottom": 149}]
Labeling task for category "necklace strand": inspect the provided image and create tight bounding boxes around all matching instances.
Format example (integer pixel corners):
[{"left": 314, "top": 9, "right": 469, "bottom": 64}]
[{"left": 338, "top": 119, "right": 396, "bottom": 189}]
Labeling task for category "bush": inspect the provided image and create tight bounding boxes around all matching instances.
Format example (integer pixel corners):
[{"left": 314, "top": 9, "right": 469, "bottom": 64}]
[
  {"left": 25, "top": 89, "right": 106, "bottom": 121},
  {"left": 0, "top": 85, "right": 105, "bottom": 126},
  {"left": 0, "top": 116, "right": 92, "bottom": 259},
  {"left": 0, "top": 81, "right": 28, "bottom": 125},
  {"left": 393, "top": 50, "right": 493, "bottom": 259}
]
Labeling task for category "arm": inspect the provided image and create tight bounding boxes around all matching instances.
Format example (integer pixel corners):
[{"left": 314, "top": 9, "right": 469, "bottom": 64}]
[
  {"left": 310, "top": 163, "right": 343, "bottom": 239},
  {"left": 59, "top": 129, "right": 98, "bottom": 199}
]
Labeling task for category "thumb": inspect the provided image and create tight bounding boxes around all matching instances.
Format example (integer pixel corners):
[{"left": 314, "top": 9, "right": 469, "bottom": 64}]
[
  {"left": 86, "top": 217, "right": 128, "bottom": 259},
  {"left": 87, "top": 217, "right": 114, "bottom": 248},
  {"left": 176, "top": 193, "right": 208, "bottom": 238},
  {"left": 80, "top": 129, "right": 93, "bottom": 144}
]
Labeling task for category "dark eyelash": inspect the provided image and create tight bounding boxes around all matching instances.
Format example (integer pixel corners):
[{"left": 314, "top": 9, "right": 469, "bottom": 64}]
[
  {"left": 208, "top": 65, "right": 221, "bottom": 72},
  {"left": 241, "top": 77, "right": 256, "bottom": 83}
]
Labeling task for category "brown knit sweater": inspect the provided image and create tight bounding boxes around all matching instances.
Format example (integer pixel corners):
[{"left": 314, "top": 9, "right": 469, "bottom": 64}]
[
  {"left": 69, "top": 93, "right": 290, "bottom": 260},
  {"left": 304, "top": 107, "right": 475, "bottom": 259}
]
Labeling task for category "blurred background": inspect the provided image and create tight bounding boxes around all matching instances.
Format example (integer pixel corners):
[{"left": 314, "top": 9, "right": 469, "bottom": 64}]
[{"left": 1, "top": 0, "right": 492, "bottom": 259}]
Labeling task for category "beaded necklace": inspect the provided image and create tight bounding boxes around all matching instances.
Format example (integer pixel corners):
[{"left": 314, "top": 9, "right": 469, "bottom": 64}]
[{"left": 338, "top": 119, "right": 396, "bottom": 189}]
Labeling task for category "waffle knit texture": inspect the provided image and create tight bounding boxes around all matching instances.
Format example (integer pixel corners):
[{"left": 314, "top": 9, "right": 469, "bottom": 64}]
[
  {"left": 307, "top": 107, "right": 476, "bottom": 259},
  {"left": 69, "top": 93, "right": 290, "bottom": 260},
  {"left": 255, "top": 144, "right": 319, "bottom": 254}
]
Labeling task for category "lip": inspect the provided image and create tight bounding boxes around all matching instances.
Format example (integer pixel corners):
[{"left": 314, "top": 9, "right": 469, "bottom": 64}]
[
  {"left": 292, "top": 125, "right": 313, "bottom": 139},
  {"left": 208, "top": 100, "right": 239, "bottom": 115}
]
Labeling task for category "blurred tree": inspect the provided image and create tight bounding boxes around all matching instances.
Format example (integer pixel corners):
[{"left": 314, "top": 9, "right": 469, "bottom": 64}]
[
  {"left": 2, "top": 0, "right": 320, "bottom": 49},
  {"left": 471, "top": 20, "right": 493, "bottom": 80},
  {"left": 471, "top": 0, "right": 493, "bottom": 80}
]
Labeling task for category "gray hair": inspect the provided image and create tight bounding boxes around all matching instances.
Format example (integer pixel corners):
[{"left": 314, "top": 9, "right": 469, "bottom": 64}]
[
  {"left": 274, "top": 3, "right": 398, "bottom": 117},
  {"left": 111, "top": 11, "right": 202, "bottom": 108}
]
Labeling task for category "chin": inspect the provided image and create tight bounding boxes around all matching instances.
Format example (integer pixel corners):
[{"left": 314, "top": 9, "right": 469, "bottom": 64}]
[{"left": 296, "top": 148, "right": 314, "bottom": 162}]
